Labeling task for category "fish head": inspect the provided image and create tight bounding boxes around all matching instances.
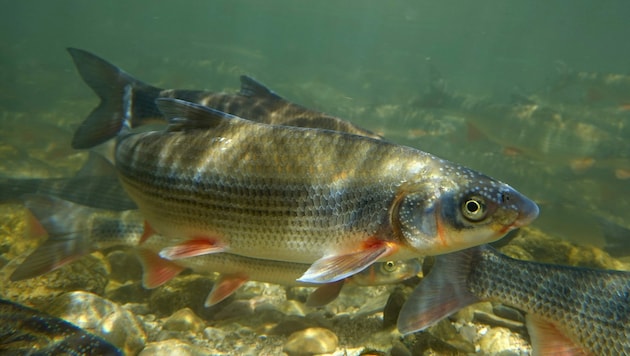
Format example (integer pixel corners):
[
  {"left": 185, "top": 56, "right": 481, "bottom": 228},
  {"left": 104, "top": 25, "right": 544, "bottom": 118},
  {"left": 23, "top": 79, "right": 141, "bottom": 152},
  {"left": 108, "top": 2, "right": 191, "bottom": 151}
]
[
  {"left": 351, "top": 259, "right": 422, "bottom": 286},
  {"left": 393, "top": 165, "right": 539, "bottom": 255}
]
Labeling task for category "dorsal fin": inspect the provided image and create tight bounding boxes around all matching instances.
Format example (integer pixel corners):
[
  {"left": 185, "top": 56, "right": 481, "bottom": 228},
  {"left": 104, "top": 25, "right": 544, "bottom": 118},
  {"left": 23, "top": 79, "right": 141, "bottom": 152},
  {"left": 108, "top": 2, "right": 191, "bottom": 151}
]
[
  {"left": 239, "top": 75, "right": 282, "bottom": 100},
  {"left": 155, "top": 98, "right": 242, "bottom": 131}
]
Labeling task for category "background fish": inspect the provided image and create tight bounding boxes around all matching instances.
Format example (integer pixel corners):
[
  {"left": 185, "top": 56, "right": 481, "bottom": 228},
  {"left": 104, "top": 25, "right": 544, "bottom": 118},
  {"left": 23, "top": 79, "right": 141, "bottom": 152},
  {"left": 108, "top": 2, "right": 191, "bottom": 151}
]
[
  {"left": 0, "top": 297, "right": 122, "bottom": 355},
  {"left": 67, "top": 47, "right": 382, "bottom": 150},
  {"left": 12, "top": 194, "right": 421, "bottom": 307},
  {"left": 397, "top": 244, "right": 630, "bottom": 355},
  {"left": 72, "top": 95, "right": 538, "bottom": 284}
]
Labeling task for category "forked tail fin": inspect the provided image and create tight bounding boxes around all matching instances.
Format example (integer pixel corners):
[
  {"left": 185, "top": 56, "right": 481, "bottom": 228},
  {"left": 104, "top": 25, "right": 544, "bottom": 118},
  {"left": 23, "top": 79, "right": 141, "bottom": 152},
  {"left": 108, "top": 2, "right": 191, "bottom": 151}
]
[{"left": 67, "top": 48, "right": 164, "bottom": 149}]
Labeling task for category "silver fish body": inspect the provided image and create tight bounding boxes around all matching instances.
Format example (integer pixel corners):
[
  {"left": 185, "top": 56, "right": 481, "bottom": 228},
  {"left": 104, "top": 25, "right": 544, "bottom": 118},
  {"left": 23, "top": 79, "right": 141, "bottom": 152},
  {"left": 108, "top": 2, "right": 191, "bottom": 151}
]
[{"left": 398, "top": 244, "right": 630, "bottom": 355}]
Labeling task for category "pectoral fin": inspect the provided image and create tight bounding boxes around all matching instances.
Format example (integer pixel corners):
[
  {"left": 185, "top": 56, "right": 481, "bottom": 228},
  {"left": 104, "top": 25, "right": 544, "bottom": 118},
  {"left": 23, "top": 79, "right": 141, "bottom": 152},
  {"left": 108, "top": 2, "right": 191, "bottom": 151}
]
[
  {"left": 204, "top": 273, "right": 249, "bottom": 307},
  {"left": 158, "top": 237, "right": 227, "bottom": 260},
  {"left": 297, "top": 240, "right": 397, "bottom": 284}
]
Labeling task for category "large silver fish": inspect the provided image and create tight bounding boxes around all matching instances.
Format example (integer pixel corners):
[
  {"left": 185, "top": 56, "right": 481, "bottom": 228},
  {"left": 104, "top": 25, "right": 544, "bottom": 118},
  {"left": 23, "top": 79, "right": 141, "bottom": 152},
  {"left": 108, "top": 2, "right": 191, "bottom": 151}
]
[
  {"left": 397, "top": 244, "right": 630, "bottom": 355},
  {"left": 12, "top": 195, "right": 421, "bottom": 307}
]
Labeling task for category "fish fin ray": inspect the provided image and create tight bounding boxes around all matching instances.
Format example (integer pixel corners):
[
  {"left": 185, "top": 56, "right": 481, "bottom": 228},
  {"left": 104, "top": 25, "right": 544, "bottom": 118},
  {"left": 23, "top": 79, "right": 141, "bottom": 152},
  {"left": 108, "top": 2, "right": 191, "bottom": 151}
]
[
  {"left": 297, "top": 241, "right": 396, "bottom": 284},
  {"left": 397, "top": 248, "right": 480, "bottom": 335},
  {"left": 204, "top": 273, "right": 249, "bottom": 307},
  {"left": 239, "top": 75, "right": 283, "bottom": 100},
  {"left": 136, "top": 248, "right": 186, "bottom": 289},
  {"left": 306, "top": 280, "right": 345, "bottom": 307},
  {"left": 10, "top": 194, "right": 96, "bottom": 281},
  {"left": 526, "top": 314, "right": 588, "bottom": 356},
  {"left": 158, "top": 237, "right": 227, "bottom": 260},
  {"left": 67, "top": 48, "right": 162, "bottom": 149},
  {"left": 75, "top": 152, "right": 117, "bottom": 177},
  {"left": 156, "top": 98, "right": 242, "bottom": 131}
]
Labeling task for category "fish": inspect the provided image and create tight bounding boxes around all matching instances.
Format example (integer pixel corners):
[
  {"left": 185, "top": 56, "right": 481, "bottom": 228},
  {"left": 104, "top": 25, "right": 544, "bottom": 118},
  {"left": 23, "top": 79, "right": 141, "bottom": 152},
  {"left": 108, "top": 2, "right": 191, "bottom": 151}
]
[
  {"left": 71, "top": 93, "right": 538, "bottom": 284},
  {"left": 549, "top": 62, "right": 630, "bottom": 108},
  {"left": 12, "top": 194, "right": 422, "bottom": 307},
  {"left": 66, "top": 47, "right": 382, "bottom": 149},
  {"left": 0, "top": 297, "right": 122, "bottom": 355},
  {"left": 417, "top": 63, "right": 630, "bottom": 173},
  {"left": 0, "top": 152, "right": 136, "bottom": 211},
  {"left": 397, "top": 244, "right": 630, "bottom": 355}
]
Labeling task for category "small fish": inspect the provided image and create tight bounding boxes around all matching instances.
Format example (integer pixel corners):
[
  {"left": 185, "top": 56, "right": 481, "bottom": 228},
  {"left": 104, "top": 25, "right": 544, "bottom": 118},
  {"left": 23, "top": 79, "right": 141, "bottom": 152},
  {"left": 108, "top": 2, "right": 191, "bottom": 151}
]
[
  {"left": 0, "top": 152, "right": 136, "bottom": 211},
  {"left": 397, "top": 244, "right": 630, "bottom": 355},
  {"left": 550, "top": 62, "right": 630, "bottom": 107},
  {"left": 67, "top": 47, "right": 382, "bottom": 149},
  {"left": 12, "top": 195, "right": 421, "bottom": 307},
  {"left": 0, "top": 297, "right": 122, "bottom": 355}
]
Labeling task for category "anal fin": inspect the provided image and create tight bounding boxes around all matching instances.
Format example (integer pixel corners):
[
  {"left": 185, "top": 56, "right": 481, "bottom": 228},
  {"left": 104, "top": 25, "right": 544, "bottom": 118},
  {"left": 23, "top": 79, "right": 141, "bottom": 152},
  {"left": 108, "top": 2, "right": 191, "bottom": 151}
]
[{"left": 136, "top": 248, "right": 186, "bottom": 289}]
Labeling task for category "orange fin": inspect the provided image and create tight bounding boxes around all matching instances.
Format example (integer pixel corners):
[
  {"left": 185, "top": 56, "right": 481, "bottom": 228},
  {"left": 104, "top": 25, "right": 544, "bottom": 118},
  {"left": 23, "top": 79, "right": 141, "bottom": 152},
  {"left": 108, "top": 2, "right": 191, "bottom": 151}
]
[
  {"left": 466, "top": 122, "right": 487, "bottom": 142},
  {"left": 526, "top": 314, "right": 588, "bottom": 356},
  {"left": 296, "top": 240, "right": 397, "bottom": 284},
  {"left": 158, "top": 237, "right": 227, "bottom": 260},
  {"left": 139, "top": 221, "right": 157, "bottom": 244},
  {"left": 204, "top": 273, "right": 249, "bottom": 307},
  {"left": 306, "top": 280, "right": 345, "bottom": 307},
  {"left": 136, "top": 248, "right": 186, "bottom": 289}
]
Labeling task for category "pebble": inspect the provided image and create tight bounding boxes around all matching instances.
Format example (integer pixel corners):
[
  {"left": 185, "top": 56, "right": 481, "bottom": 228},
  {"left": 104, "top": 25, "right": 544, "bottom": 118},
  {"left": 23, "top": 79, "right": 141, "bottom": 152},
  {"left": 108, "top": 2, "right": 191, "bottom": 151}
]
[
  {"left": 148, "top": 275, "right": 215, "bottom": 318},
  {"left": 163, "top": 307, "right": 206, "bottom": 333},
  {"left": 473, "top": 310, "right": 526, "bottom": 334},
  {"left": 139, "top": 339, "right": 209, "bottom": 356},
  {"left": 283, "top": 327, "right": 338, "bottom": 355},
  {"left": 478, "top": 327, "right": 531, "bottom": 355},
  {"left": 49, "top": 291, "right": 146, "bottom": 355}
]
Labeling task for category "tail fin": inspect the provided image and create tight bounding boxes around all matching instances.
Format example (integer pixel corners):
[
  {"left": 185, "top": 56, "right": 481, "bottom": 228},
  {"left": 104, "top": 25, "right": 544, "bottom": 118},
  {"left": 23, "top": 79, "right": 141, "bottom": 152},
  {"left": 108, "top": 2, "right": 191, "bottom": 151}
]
[
  {"left": 414, "top": 59, "right": 452, "bottom": 108},
  {"left": 10, "top": 194, "right": 96, "bottom": 281},
  {"left": 67, "top": 48, "right": 164, "bottom": 149}
]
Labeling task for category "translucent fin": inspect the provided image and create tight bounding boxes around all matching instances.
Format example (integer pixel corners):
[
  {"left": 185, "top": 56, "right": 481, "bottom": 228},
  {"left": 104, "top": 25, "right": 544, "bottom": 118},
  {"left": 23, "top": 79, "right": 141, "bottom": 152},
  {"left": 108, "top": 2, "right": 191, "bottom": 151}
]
[
  {"left": 297, "top": 240, "right": 397, "bottom": 284},
  {"left": 239, "top": 75, "right": 283, "bottom": 100},
  {"left": 397, "top": 248, "right": 480, "bottom": 335},
  {"left": 136, "top": 248, "right": 186, "bottom": 289},
  {"left": 158, "top": 237, "right": 227, "bottom": 260},
  {"left": 204, "top": 273, "right": 249, "bottom": 307},
  {"left": 526, "top": 314, "right": 588, "bottom": 356}
]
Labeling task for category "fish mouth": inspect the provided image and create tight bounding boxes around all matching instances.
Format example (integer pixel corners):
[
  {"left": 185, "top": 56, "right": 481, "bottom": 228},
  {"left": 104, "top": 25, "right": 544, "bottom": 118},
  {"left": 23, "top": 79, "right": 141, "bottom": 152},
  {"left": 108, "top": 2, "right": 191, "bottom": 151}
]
[{"left": 513, "top": 198, "right": 540, "bottom": 227}]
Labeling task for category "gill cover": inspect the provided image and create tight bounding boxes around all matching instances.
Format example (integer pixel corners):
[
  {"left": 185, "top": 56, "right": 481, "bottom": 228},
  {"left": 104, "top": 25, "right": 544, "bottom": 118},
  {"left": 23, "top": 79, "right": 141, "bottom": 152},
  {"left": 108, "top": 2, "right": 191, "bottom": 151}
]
[{"left": 392, "top": 188, "right": 442, "bottom": 249}]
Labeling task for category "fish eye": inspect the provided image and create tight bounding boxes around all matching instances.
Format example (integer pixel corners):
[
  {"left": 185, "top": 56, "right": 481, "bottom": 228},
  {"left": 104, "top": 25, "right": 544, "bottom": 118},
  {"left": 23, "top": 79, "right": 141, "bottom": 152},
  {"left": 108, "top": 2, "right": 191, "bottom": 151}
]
[
  {"left": 382, "top": 260, "right": 397, "bottom": 273},
  {"left": 461, "top": 196, "right": 488, "bottom": 221}
]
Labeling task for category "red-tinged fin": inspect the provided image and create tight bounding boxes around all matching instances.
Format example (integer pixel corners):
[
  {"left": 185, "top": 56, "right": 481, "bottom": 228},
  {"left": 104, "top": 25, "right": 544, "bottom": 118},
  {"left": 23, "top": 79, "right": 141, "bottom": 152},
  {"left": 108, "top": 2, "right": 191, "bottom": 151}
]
[
  {"left": 139, "top": 221, "right": 157, "bottom": 244},
  {"left": 155, "top": 98, "right": 243, "bottom": 132},
  {"left": 158, "top": 237, "right": 227, "bottom": 260},
  {"left": 67, "top": 48, "right": 163, "bottom": 149},
  {"left": 296, "top": 239, "right": 397, "bottom": 284},
  {"left": 397, "top": 248, "right": 480, "bottom": 335},
  {"left": 204, "top": 273, "right": 249, "bottom": 307},
  {"left": 526, "top": 314, "right": 588, "bottom": 356},
  {"left": 10, "top": 194, "right": 95, "bottom": 281},
  {"left": 23, "top": 209, "right": 48, "bottom": 240},
  {"left": 306, "top": 280, "right": 345, "bottom": 307},
  {"left": 239, "top": 75, "right": 283, "bottom": 100},
  {"left": 136, "top": 248, "right": 185, "bottom": 289}
]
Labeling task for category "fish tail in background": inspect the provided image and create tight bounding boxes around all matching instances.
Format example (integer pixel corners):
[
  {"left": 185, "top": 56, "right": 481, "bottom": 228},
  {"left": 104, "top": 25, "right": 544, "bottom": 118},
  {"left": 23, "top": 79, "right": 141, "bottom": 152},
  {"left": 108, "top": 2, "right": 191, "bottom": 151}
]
[
  {"left": 67, "top": 48, "right": 163, "bottom": 149},
  {"left": 396, "top": 248, "right": 480, "bottom": 334},
  {"left": 414, "top": 59, "right": 452, "bottom": 109},
  {"left": 10, "top": 194, "right": 96, "bottom": 281}
]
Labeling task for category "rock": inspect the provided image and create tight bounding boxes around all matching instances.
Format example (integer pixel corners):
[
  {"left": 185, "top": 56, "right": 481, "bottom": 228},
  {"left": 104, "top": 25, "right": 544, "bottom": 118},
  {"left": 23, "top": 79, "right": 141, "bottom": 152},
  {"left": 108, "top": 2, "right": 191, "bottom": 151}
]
[
  {"left": 473, "top": 310, "right": 526, "bottom": 334},
  {"left": 49, "top": 291, "right": 146, "bottom": 355},
  {"left": 107, "top": 249, "right": 143, "bottom": 283},
  {"left": 163, "top": 308, "right": 205, "bottom": 333},
  {"left": 139, "top": 339, "right": 209, "bottom": 356},
  {"left": 283, "top": 327, "right": 338, "bottom": 355},
  {"left": 478, "top": 327, "right": 531, "bottom": 355},
  {"left": 148, "top": 275, "right": 215, "bottom": 318}
]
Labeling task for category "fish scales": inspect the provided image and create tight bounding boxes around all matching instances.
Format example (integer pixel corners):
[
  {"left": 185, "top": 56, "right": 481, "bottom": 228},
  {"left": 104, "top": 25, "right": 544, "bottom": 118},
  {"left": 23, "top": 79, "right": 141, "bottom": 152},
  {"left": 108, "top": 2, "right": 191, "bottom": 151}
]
[
  {"left": 116, "top": 123, "right": 423, "bottom": 263},
  {"left": 469, "top": 247, "right": 630, "bottom": 354}
]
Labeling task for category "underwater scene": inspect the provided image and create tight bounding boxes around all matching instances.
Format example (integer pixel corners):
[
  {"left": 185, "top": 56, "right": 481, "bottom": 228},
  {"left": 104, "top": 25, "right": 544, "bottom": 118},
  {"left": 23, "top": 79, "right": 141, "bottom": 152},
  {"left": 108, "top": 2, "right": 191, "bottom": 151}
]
[{"left": 1, "top": 1, "right": 629, "bottom": 355}]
